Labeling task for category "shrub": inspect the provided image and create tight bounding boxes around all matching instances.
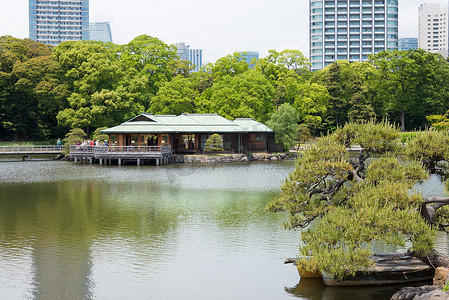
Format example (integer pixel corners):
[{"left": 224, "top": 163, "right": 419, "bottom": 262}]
[{"left": 204, "top": 134, "right": 224, "bottom": 153}]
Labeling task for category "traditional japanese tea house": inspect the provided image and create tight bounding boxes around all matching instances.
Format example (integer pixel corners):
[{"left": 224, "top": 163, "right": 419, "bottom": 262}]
[{"left": 102, "top": 113, "right": 279, "bottom": 153}]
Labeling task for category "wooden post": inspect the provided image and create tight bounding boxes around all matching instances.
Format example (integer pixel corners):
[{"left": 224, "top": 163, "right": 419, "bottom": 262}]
[
  {"left": 137, "top": 158, "right": 140, "bottom": 166},
  {"left": 156, "top": 158, "right": 159, "bottom": 166},
  {"left": 118, "top": 158, "right": 121, "bottom": 166},
  {"left": 99, "top": 158, "right": 103, "bottom": 165},
  {"left": 74, "top": 157, "right": 78, "bottom": 164}
]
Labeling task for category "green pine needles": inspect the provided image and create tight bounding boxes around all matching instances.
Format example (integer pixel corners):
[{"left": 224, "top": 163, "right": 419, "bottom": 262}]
[
  {"left": 268, "top": 122, "right": 449, "bottom": 280},
  {"left": 204, "top": 134, "right": 224, "bottom": 153}
]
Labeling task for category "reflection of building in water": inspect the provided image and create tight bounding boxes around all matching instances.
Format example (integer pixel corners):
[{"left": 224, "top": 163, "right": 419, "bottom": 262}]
[{"left": 31, "top": 240, "right": 93, "bottom": 299}]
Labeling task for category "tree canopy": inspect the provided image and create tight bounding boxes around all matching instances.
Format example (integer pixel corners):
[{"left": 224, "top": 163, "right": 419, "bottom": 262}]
[
  {"left": 267, "top": 122, "right": 449, "bottom": 279},
  {"left": 1, "top": 35, "right": 449, "bottom": 142}
]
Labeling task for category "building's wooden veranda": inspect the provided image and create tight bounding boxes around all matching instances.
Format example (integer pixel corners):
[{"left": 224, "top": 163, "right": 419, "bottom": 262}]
[{"left": 69, "top": 145, "right": 173, "bottom": 166}]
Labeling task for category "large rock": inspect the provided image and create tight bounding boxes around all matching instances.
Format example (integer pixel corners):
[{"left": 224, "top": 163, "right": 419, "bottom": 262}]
[
  {"left": 434, "top": 267, "right": 449, "bottom": 288},
  {"left": 390, "top": 285, "right": 449, "bottom": 300}
]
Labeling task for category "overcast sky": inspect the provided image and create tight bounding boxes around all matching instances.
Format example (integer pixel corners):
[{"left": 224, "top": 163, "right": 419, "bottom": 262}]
[{"left": 0, "top": 0, "right": 448, "bottom": 64}]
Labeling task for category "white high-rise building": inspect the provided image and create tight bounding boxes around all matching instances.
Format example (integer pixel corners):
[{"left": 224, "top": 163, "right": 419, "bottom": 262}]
[
  {"left": 309, "top": 0, "right": 399, "bottom": 71},
  {"left": 418, "top": 3, "right": 448, "bottom": 57},
  {"left": 29, "top": 0, "right": 89, "bottom": 46}
]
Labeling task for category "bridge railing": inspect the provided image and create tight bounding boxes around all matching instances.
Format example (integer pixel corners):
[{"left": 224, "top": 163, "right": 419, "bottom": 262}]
[
  {"left": 69, "top": 145, "right": 172, "bottom": 155},
  {"left": 0, "top": 145, "right": 64, "bottom": 154}
]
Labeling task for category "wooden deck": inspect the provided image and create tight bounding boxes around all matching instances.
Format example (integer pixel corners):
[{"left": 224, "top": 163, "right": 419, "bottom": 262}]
[
  {"left": 69, "top": 145, "right": 173, "bottom": 165},
  {"left": 0, "top": 145, "right": 64, "bottom": 158}
]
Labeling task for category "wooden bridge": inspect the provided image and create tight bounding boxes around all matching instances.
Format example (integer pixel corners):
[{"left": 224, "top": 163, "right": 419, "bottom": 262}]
[
  {"left": 0, "top": 145, "right": 64, "bottom": 159},
  {"left": 69, "top": 145, "right": 174, "bottom": 166}
]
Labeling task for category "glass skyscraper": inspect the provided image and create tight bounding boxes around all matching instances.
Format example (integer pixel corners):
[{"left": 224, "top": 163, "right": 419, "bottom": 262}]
[
  {"left": 237, "top": 51, "right": 259, "bottom": 68},
  {"left": 89, "top": 22, "right": 113, "bottom": 43},
  {"left": 398, "top": 38, "right": 418, "bottom": 51},
  {"left": 309, "top": 0, "right": 399, "bottom": 71},
  {"left": 189, "top": 49, "right": 203, "bottom": 72},
  {"left": 29, "top": 0, "right": 89, "bottom": 46},
  {"left": 174, "top": 42, "right": 203, "bottom": 72}
]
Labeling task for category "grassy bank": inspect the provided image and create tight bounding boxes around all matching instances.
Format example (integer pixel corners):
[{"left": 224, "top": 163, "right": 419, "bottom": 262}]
[{"left": 0, "top": 141, "right": 52, "bottom": 146}]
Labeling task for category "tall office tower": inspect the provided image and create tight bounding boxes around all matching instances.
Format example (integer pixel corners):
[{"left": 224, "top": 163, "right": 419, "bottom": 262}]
[
  {"left": 173, "top": 43, "right": 203, "bottom": 72},
  {"left": 309, "top": 0, "right": 399, "bottom": 71},
  {"left": 89, "top": 22, "right": 113, "bottom": 43},
  {"left": 398, "top": 38, "right": 418, "bottom": 51},
  {"left": 418, "top": 4, "right": 448, "bottom": 57},
  {"left": 237, "top": 51, "right": 259, "bottom": 68},
  {"left": 189, "top": 49, "right": 203, "bottom": 72},
  {"left": 174, "top": 42, "right": 190, "bottom": 61},
  {"left": 29, "top": 0, "right": 89, "bottom": 46}
]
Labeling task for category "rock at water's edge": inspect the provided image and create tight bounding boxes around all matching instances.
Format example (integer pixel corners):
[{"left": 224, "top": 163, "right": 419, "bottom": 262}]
[
  {"left": 390, "top": 285, "right": 449, "bottom": 300},
  {"left": 434, "top": 267, "right": 449, "bottom": 288}
]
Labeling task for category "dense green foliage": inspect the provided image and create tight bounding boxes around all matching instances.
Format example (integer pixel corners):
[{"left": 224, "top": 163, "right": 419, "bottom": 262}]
[
  {"left": 204, "top": 133, "right": 224, "bottom": 152},
  {"left": 267, "top": 122, "right": 449, "bottom": 279},
  {"left": 267, "top": 103, "right": 298, "bottom": 151},
  {"left": 62, "top": 128, "right": 86, "bottom": 154},
  {"left": 1, "top": 35, "right": 449, "bottom": 141}
]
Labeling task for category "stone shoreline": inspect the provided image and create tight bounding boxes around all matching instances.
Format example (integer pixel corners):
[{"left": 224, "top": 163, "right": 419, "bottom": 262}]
[
  {"left": 58, "top": 152, "right": 298, "bottom": 164},
  {"left": 174, "top": 152, "right": 297, "bottom": 164}
]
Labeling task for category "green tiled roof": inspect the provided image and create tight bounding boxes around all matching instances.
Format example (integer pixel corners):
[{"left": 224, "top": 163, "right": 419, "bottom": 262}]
[
  {"left": 102, "top": 113, "right": 273, "bottom": 134},
  {"left": 233, "top": 118, "right": 274, "bottom": 133}
]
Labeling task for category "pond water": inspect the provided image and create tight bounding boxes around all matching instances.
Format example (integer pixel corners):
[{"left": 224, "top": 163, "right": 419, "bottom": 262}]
[{"left": 0, "top": 159, "right": 448, "bottom": 300}]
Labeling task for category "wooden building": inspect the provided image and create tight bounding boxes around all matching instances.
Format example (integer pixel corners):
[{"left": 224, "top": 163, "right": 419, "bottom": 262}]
[{"left": 102, "top": 113, "right": 279, "bottom": 153}]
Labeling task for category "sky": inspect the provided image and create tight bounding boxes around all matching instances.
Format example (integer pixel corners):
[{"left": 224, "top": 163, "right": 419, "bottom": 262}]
[{"left": 0, "top": 0, "right": 448, "bottom": 64}]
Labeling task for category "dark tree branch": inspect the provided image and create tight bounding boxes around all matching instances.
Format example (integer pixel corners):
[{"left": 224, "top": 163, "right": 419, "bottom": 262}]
[
  {"left": 295, "top": 214, "right": 323, "bottom": 229},
  {"left": 420, "top": 197, "right": 449, "bottom": 224},
  {"left": 410, "top": 249, "right": 449, "bottom": 269}
]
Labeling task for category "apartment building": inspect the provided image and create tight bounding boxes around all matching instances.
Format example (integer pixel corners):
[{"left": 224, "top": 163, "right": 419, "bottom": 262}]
[
  {"left": 310, "top": 0, "right": 399, "bottom": 71},
  {"left": 418, "top": 3, "right": 448, "bottom": 57},
  {"left": 29, "top": 0, "right": 89, "bottom": 46}
]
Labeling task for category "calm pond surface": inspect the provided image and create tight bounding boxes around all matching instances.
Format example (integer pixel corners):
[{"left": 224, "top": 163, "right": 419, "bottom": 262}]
[{"left": 0, "top": 159, "right": 448, "bottom": 300}]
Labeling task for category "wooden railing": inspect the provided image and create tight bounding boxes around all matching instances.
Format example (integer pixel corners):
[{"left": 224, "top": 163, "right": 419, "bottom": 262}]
[
  {"left": 69, "top": 145, "right": 172, "bottom": 155},
  {"left": 0, "top": 145, "right": 64, "bottom": 155}
]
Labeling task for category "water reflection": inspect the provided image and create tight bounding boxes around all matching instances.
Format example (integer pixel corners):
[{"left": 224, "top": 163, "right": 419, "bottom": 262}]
[
  {"left": 0, "top": 161, "right": 300, "bottom": 299},
  {"left": 1, "top": 160, "right": 448, "bottom": 299},
  {"left": 285, "top": 278, "right": 433, "bottom": 300}
]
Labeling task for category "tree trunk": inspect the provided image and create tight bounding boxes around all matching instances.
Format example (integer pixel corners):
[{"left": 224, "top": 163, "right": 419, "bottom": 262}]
[
  {"left": 400, "top": 109, "right": 405, "bottom": 132},
  {"left": 86, "top": 125, "right": 91, "bottom": 138},
  {"left": 411, "top": 250, "right": 449, "bottom": 268}
]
